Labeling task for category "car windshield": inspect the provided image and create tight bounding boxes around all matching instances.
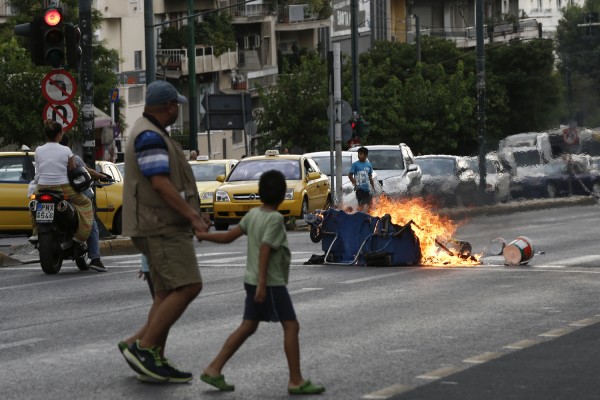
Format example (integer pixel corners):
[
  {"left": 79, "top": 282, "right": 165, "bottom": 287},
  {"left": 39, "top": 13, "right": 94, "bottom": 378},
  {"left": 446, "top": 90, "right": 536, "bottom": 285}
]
[
  {"left": 190, "top": 163, "right": 227, "bottom": 182},
  {"left": 366, "top": 150, "right": 404, "bottom": 170},
  {"left": 467, "top": 158, "right": 496, "bottom": 173},
  {"left": 416, "top": 158, "right": 455, "bottom": 175},
  {"left": 228, "top": 160, "right": 301, "bottom": 181},
  {"left": 311, "top": 155, "right": 353, "bottom": 176},
  {"left": 513, "top": 150, "right": 541, "bottom": 167}
]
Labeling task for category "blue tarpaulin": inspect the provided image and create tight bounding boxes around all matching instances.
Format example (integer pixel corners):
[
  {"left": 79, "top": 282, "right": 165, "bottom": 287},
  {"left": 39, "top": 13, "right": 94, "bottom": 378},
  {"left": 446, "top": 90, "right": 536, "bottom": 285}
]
[{"left": 308, "top": 209, "right": 422, "bottom": 266}]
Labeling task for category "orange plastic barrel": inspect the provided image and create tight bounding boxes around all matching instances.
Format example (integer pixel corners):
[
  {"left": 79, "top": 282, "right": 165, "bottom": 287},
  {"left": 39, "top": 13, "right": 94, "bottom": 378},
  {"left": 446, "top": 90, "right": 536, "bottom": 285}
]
[{"left": 503, "top": 236, "right": 534, "bottom": 265}]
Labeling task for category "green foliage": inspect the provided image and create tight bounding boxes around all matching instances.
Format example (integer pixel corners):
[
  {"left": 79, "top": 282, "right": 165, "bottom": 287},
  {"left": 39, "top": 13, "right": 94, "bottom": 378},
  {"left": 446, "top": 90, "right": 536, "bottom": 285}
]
[
  {"left": 256, "top": 53, "right": 329, "bottom": 153},
  {"left": 555, "top": 0, "right": 600, "bottom": 126},
  {"left": 486, "top": 39, "right": 564, "bottom": 137},
  {"left": 159, "top": 13, "right": 236, "bottom": 57},
  {"left": 257, "top": 35, "right": 562, "bottom": 156}
]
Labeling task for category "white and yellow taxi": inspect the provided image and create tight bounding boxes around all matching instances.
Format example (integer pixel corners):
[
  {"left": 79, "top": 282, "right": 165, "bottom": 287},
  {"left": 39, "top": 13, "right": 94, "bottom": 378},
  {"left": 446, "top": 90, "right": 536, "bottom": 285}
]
[
  {"left": 212, "top": 150, "right": 331, "bottom": 230},
  {"left": 188, "top": 156, "right": 238, "bottom": 219}
]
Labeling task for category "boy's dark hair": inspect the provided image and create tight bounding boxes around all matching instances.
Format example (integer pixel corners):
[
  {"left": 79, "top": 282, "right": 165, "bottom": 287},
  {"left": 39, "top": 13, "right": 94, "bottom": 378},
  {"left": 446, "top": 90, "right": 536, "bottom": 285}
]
[
  {"left": 357, "top": 146, "right": 368, "bottom": 155},
  {"left": 259, "top": 170, "right": 286, "bottom": 206}
]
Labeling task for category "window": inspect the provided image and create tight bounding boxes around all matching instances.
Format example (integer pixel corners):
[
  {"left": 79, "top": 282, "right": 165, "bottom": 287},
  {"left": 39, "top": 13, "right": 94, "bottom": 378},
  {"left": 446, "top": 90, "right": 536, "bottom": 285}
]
[
  {"left": 0, "top": 156, "right": 29, "bottom": 183},
  {"left": 232, "top": 130, "right": 243, "bottom": 144},
  {"left": 134, "top": 50, "right": 143, "bottom": 71},
  {"left": 128, "top": 85, "right": 144, "bottom": 105}
]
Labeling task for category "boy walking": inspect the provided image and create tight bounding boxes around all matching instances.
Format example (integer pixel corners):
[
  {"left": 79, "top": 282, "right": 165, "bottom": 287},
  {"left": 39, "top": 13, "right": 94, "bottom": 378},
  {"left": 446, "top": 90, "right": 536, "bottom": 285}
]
[
  {"left": 348, "top": 146, "right": 375, "bottom": 211},
  {"left": 196, "top": 170, "right": 325, "bottom": 395}
]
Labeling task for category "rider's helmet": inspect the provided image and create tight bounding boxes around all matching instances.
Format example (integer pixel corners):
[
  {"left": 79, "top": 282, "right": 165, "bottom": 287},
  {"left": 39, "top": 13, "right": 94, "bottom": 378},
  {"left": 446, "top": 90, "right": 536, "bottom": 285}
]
[{"left": 68, "top": 167, "right": 92, "bottom": 192}]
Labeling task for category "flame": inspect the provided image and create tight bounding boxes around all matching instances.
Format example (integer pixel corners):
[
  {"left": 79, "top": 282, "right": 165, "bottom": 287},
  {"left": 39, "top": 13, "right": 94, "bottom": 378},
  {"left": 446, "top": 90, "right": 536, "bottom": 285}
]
[{"left": 367, "top": 196, "right": 481, "bottom": 266}]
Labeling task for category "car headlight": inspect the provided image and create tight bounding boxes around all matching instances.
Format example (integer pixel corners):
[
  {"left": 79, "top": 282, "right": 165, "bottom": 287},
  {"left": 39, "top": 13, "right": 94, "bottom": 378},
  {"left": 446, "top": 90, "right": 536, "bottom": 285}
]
[
  {"left": 200, "top": 192, "right": 214, "bottom": 201},
  {"left": 215, "top": 190, "right": 230, "bottom": 202},
  {"left": 285, "top": 188, "right": 294, "bottom": 200}
]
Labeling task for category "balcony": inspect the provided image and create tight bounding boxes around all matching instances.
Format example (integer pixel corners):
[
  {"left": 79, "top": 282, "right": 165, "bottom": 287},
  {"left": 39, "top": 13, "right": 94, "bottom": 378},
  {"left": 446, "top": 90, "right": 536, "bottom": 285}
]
[
  {"left": 276, "top": 4, "right": 331, "bottom": 31},
  {"left": 217, "top": 0, "right": 276, "bottom": 18},
  {"left": 156, "top": 46, "right": 238, "bottom": 78}
]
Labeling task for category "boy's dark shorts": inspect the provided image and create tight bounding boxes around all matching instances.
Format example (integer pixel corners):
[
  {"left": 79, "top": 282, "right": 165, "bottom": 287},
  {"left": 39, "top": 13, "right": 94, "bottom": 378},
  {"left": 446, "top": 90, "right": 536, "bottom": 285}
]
[
  {"left": 355, "top": 188, "right": 372, "bottom": 206},
  {"left": 243, "top": 283, "right": 297, "bottom": 322}
]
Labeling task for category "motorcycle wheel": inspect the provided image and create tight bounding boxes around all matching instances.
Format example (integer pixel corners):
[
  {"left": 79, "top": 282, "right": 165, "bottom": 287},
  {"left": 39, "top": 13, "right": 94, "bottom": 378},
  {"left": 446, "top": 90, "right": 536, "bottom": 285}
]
[
  {"left": 75, "top": 256, "right": 89, "bottom": 271},
  {"left": 38, "top": 232, "right": 63, "bottom": 274}
]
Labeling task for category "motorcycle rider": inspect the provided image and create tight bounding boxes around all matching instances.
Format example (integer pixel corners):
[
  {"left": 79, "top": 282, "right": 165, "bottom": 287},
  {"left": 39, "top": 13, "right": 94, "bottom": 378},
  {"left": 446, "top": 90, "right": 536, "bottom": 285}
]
[
  {"left": 59, "top": 134, "right": 110, "bottom": 272},
  {"left": 33, "top": 120, "right": 93, "bottom": 252}
]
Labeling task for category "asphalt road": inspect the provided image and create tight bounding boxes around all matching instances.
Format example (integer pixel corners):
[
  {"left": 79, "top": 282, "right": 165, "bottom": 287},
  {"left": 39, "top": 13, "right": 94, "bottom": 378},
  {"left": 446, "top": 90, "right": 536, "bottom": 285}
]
[{"left": 0, "top": 201, "right": 599, "bottom": 399}]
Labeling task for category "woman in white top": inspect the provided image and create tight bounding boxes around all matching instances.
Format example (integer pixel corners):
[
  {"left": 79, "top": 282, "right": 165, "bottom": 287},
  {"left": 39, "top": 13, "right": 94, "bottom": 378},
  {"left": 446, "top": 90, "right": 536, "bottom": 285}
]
[{"left": 34, "top": 120, "right": 93, "bottom": 244}]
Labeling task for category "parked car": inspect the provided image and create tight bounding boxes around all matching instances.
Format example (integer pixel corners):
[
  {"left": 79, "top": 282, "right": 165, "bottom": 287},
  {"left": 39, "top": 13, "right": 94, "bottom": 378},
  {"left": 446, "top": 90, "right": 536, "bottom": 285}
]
[
  {"left": 212, "top": 150, "right": 331, "bottom": 231},
  {"left": 510, "top": 155, "right": 600, "bottom": 199},
  {"left": 499, "top": 132, "right": 553, "bottom": 167},
  {"left": 303, "top": 150, "right": 383, "bottom": 208},
  {"left": 0, "top": 150, "right": 124, "bottom": 234},
  {"left": 465, "top": 153, "right": 512, "bottom": 203},
  {"left": 415, "top": 155, "right": 479, "bottom": 207},
  {"left": 188, "top": 156, "right": 238, "bottom": 219},
  {"left": 348, "top": 143, "right": 422, "bottom": 198}
]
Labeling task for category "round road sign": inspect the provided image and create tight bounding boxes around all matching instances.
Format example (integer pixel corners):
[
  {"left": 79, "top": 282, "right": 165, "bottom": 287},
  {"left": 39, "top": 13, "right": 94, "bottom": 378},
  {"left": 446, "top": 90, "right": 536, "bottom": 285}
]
[
  {"left": 562, "top": 127, "right": 579, "bottom": 145},
  {"left": 42, "top": 70, "right": 77, "bottom": 105},
  {"left": 43, "top": 101, "right": 78, "bottom": 132}
]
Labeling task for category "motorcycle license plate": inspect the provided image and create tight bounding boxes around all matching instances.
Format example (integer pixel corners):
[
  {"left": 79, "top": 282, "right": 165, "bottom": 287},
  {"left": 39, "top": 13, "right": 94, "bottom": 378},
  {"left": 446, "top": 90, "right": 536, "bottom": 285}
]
[{"left": 36, "top": 203, "right": 54, "bottom": 223}]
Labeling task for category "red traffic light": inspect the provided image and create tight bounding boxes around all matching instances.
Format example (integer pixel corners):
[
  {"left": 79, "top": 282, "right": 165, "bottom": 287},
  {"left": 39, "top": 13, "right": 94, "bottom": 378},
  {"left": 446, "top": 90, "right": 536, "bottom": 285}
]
[{"left": 44, "top": 8, "right": 62, "bottom": 27}]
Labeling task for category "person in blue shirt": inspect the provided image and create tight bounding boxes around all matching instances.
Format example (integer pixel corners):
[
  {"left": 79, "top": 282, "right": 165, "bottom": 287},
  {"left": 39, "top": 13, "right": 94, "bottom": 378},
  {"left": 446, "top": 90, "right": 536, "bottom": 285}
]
[{"left": 348, "top": 146, "right": 375, "bottom": 212}]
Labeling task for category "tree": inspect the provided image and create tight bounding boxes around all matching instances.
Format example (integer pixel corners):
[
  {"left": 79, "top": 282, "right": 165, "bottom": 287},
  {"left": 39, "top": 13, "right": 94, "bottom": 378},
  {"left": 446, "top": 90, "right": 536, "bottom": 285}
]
[
  {"left": 556, "top": 0, "right": 600, "bottom": 126},
  {"left": 256, "top": 53, "right": 329, "bottom": 153},
  {"left": 486, "top": 39, "right": 564, "bottom": 136}
]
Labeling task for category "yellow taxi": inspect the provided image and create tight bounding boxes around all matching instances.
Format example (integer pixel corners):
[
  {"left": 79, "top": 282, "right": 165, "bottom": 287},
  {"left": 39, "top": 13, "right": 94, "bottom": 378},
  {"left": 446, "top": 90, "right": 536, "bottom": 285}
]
[
  {"left": 188, "top": 156, "right": 238, "bottom": 219},
  {"left": 212, "top": 150, "right": 331, "bottom": 230},
  {"left": 0, "top": 151, "right": 123, "bottom": 235}
]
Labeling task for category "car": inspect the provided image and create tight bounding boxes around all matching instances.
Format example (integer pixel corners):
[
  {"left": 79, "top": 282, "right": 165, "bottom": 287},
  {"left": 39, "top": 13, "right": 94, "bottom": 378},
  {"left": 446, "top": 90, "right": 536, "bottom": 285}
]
[
  {"left": 115, "top": 162, "right": 125, "bottom": 177},
  {"left": 303, "top": 150, "right": 383, "bottom": 208},
  {"left": 0, "top": 150, "right": 124, "bottom": 235},
  {"left": 465, "top": 153, "right": 512, "bottom": 203},
  {"left": 212, "top": 150, "right": 331, "bottom": 231},
  {"left": 348, "top": 143, "right": 422, "bottom": 198},
  {"left": 94, "top": 160, "right": 124, "bottom": 234},
  {"left": 188, "top": 156, "right": 238, "bottom": 219},
  {"left": 510, "top": 155, "right": 600, "bottom": 199},
  {"left": 415, "top": 155, "right": 479, "bottom": 207}
]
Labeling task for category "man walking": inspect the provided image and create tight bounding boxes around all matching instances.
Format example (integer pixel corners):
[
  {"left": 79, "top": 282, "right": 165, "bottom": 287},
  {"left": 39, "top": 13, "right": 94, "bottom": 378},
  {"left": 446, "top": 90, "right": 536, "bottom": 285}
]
[{"left": 119, "top": 80, "right": 209, "bottom": 383}]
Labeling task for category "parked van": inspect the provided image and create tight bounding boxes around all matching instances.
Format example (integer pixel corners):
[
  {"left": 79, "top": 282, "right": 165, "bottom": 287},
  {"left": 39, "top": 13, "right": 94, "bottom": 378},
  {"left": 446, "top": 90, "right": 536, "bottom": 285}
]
[{"left": 499, "top": 132, "right": 552, "bottom": 167}]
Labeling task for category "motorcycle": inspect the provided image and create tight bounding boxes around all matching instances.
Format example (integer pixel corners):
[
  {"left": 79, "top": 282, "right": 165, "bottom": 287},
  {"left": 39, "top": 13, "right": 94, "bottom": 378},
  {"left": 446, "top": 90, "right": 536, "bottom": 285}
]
[{"left": 29, "top": 169, "right": 114, "bottom": 274}]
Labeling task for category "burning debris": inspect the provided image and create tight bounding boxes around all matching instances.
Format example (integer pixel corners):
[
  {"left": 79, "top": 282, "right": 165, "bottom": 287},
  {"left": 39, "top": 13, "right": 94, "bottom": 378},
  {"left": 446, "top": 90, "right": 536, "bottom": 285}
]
[{"left": 306, "top": 197, "right": 482, "bottom": 266}]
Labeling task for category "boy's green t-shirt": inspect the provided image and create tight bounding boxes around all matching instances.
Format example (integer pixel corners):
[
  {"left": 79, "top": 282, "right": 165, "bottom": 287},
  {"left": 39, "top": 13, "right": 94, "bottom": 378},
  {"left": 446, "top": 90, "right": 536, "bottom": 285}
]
[{"left": 238, "top": 207, "right": 291, "bottom": 286}]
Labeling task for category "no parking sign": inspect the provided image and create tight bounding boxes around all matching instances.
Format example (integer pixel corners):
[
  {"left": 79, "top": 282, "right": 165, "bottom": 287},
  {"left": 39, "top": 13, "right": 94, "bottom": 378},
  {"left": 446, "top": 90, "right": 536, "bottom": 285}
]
[{"left": 562, "top": 127, "right": 579, "bottom": 145}]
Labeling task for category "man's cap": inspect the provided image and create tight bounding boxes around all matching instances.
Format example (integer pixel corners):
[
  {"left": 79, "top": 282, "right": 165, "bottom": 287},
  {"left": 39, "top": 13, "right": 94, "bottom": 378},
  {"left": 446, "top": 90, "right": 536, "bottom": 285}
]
[{"left": 145, "top": 81, "right": 188, "bottom": 106}]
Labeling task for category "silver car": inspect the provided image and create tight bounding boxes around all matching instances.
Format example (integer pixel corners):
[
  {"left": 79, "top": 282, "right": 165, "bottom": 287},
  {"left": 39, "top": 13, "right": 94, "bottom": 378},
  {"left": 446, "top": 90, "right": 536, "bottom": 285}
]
[{"left": 348, "top": 144, "right": 422, "bottom": 198}]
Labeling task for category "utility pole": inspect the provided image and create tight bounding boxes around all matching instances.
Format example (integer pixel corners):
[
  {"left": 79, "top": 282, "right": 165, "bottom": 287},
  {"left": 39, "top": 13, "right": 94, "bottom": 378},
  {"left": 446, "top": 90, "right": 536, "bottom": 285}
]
[
  {"left": 333, "top": 44, "right": 343, "bottom": 204},
  {"left": 350, "top": 0, "right": 360, "bottom": 113},
  {"left": 475, "top": 0, "right": 487, "bottom": 195},
  {"left": 79, "top": 0, "right": 94, "bottom": 169},
  {"left": 187, "top": 0, "right": 198, "bottom": 153},
  {"left": 144, "top": 0, "right": 155, "bottom": 86}
]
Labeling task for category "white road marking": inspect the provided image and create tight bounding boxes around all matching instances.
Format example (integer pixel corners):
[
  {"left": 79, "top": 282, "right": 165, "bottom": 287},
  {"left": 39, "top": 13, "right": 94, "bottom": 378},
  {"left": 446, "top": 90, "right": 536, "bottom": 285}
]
[
  {"left": 340, "top": 272, "right": 401, "bottom": 284},
  {"left": 548, "top": 255, "right": 600, "bottom": 266},
  {"left": 362, "top": 384, "right": 413, "bottom": 399},
  {"left": 288, "top": 288, "right": 323, "bottom": 295},
  {"left": 0, "top": 337, "right": 46, "bottom": 350},
  {"left": 416, "top": 366, "right": 465, "bottom": 380},
  {"left": 462, "top": 351, "right": 504, "bottom": 364}
]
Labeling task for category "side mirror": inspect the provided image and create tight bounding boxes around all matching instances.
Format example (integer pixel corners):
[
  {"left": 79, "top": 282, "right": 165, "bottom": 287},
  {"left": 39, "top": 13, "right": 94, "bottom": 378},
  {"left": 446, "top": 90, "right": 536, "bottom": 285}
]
[
  {"left": 216, "top": 174, "right": 225, "bottom": 183},
  {"left": 307, "top": 171, "right": 321, "bottom": 181},
  {"left": 407, "top": 164, "right": 418, "bottom": 172},
  {"left": 21, "top": 144, "right": 31, "bottom": 152}
]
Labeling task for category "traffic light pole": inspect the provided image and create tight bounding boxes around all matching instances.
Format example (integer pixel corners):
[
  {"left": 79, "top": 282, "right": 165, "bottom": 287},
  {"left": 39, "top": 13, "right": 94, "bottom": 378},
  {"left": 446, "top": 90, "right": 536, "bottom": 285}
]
[
  {"left": 79, "top": 0, "right": 94, "bottom": 170},
  {"left": 333, "top": 44, "right": 343, "bottom": 204}
]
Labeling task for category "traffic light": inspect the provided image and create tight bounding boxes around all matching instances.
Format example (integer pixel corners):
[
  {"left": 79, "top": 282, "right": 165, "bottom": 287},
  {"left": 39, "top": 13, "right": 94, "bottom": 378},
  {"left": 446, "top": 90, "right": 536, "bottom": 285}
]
[
  {"left": 13, "top": 17, "right": 44, "bottom": 66},
  {"left": 42, "top": 7, "right": 65, "bottom": 68},
  {"left": 65, "top": 23, "right": 81, "bottom": 71}
]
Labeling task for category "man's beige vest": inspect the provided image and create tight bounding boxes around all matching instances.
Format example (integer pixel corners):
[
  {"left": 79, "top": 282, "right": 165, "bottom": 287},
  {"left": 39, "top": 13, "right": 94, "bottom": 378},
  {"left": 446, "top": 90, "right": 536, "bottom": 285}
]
[{"left": 122, "top": 116, "right": 200, "bottom": 237}]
